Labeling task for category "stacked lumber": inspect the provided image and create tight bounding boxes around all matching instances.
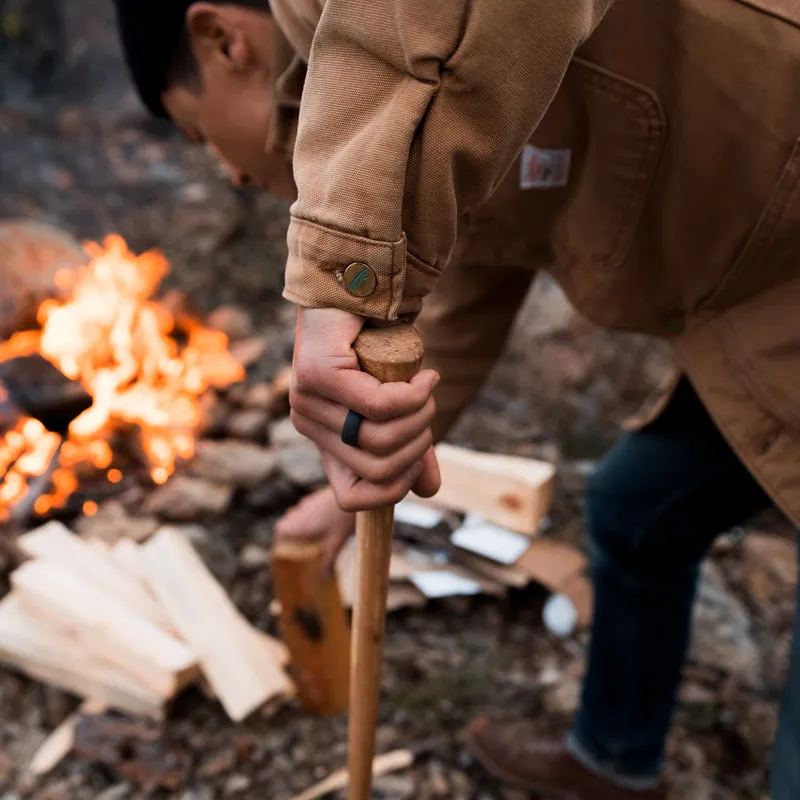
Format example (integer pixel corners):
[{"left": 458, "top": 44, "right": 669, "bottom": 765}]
[
  {"left": 0, "top": 521, "right": 293, "bottom": 721},
  {"left": 335, "top": 444, "right": 593, "bottom": 633}
]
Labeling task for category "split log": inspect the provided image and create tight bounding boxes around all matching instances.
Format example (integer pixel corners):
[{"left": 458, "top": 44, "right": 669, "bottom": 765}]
[
  {"left": 0, "top": 596, "right": 164, "bottom": 719},
  {"left": 272, "top": 540, "right": 350, "bottom": 715},
  {"left": 17, "top": 522, "right": 173, "bottom": 632},
  {"left": 12, "top": 561, "right": 198, "bottom": 697},
  {"left": 426, "top": 444, "right": 555, "bottom": 535},
  {"left": 141, "top": 527, "right": 292, "bottom": 721}
]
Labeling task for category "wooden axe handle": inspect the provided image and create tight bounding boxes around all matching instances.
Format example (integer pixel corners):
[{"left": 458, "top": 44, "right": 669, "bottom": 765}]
[{"left": 346, "top": 324, "right": 424, "bottom": 800}]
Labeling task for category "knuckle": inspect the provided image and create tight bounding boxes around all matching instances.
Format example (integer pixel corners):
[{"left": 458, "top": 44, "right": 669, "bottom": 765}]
[{"left": 293, "top": 363, "right": 318, "bottom": 391}]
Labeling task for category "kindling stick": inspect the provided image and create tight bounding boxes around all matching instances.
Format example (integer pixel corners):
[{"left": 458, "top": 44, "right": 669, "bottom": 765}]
[{"left": 347, "top": 324, "right": 425, "bottom": 800}]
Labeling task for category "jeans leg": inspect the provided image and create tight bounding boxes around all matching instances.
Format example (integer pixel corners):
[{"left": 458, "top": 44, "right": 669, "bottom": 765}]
[
  {"left": 771, "top": 536, "right": 800, "bottom": 800},
  {"left": 569, "top": 379, "right": 771, "bottom": 785}
]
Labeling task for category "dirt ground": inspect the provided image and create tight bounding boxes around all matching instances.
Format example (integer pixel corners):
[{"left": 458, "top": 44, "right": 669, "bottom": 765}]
[{"left": 0, "top": 3, "right": 796, "bottom": 798}]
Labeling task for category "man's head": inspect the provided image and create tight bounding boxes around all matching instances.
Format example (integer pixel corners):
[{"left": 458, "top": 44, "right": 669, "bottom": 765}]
[{"left": 114, "top": 0, "right": 295, "bottom": 197}]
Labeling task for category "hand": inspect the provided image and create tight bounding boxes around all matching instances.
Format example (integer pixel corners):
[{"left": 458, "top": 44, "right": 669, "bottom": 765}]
[{"left": 289, "top": 307, "right": 441, "bottom": 511}]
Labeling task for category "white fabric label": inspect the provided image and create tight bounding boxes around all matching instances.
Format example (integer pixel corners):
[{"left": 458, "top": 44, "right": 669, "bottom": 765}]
[{"left": 520, "top": 145, "right": 571, "bottom": 189}]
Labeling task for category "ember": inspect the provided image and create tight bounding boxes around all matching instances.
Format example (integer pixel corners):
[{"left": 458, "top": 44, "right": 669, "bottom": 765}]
[{"left": 0, "top": 234, "right": 245, "bottom": 520}]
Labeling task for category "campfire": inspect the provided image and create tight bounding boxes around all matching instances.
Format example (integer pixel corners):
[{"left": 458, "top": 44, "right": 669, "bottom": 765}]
[{"left": 0, "top": 234, "right": 245, "bottom": 521}]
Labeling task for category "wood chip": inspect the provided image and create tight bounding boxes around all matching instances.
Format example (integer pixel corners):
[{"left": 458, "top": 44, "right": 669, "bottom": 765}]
[
  {"left": 0, "top": 595, "right": 164, "bottom": 719},
  {"left": 12, "top": 561, "right": 198, "bottom": 697},
  {"left": 289, "top": 749, "right": 414, "bottom": 800},
  {"left": 27, "top": 700, "right": 106, "bottom": 777},
  {"left": 141, "top": 527, "right": 292, "bottom": 721}
]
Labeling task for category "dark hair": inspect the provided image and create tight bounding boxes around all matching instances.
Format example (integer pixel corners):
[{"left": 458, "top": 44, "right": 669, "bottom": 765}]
[
  {"left": 166, "top": 0, "right": 270, "bottom": 92},
  {"left": 113, "top": 0, "right": 269, "bottom": 119}
]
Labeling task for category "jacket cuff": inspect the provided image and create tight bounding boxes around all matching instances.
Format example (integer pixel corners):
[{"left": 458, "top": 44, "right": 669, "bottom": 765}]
[{"left": 283, "top": 216, "right": 439, "bottom": 320}]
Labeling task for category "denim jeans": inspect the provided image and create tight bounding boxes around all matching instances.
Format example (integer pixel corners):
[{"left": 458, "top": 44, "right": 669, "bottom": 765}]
[{"left": 566, "top": 377, "right": 799, "bottom": 797}]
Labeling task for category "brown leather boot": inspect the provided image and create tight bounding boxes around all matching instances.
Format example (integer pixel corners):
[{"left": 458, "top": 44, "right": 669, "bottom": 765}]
[{"left": 466, "top": 715, "right": 667, "bottom": 799}]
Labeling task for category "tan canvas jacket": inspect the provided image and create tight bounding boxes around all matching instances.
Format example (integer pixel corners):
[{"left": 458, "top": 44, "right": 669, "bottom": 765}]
[{"left": 271, "top": 0, "right": 800, "bottom": 529}]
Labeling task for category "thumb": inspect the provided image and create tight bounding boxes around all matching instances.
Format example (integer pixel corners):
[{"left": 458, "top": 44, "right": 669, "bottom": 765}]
[{"left": 411, "top": 446, "right": 441, "bottom": 498}]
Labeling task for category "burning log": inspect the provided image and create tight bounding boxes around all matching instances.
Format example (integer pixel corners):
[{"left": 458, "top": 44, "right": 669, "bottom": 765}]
[{"left": 0, "top": 234, "right": 247, "bottom": 523}]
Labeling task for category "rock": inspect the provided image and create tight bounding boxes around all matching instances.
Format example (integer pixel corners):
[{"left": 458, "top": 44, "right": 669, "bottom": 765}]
[
  {"left": 373, "top": 774, "right": 415, "bottom": 798},
  {"left": 0, "top": 748, "right": 14, "bottom": 784},
  {"left": 239, "top": 544, "right": 271, "bottom": 571},
  {"left": 197, "top": 747, "right": 237, "bottom": 778},
  {"left": 73, "top": 714, "right": 190, "bottom": 790},
  {"left": 207, "top": 305, "right": 253, "bottom": 341},
  {"left": 229, "top": 336, "right": 268, "bottom": 369},
  {"left": 426, "top": 761, "right": 449, "bottom": 797},
  {"left": 188, "top": 440, "right": 278, "bottom": 489},
  {"left": 43, "top": 686, "right": 74, "bottom": 728},
  {"left": 225, "top": 408, "right": 268, "bottom": 441},
  {"left": 74, "top": 500, "right": 159, "bottom": 545},
  {"left": 690, "top": 562, "right": 763, "bottom": 690},
  {"left": 144, "top": 475, "right": 232, "bottom": 520},
  {"left": 543, "top": 676, "right": 581, "bottom": 714},
  {"left": 269, "top": 417, "right": 304, "bottom": 448},
  {"left": 743, "top": 533, "right": 797, "bottom": 606},
  {"left": 0, "top": 219, "right": 87, "bottom": 340},
  {"left": 276, "top": 445, "right": 327, "bottom": 488},
  {"left": 242, "top": 383, "right": 273, "bottom": 411},
  {"left": 224, "top": 774, "right": 252, "bottom": 794},
  {"left": 95, "top": 785, "right": 132, "bottom": 800},
  {"left": 197, "top": 391, "right": 230, "bottom": 437},
  {"left": 269, "top": 418, "right": 326, "bottom": 487}
]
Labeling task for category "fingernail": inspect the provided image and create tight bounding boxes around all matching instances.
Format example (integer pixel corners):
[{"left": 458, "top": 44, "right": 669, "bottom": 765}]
[{"left": 431, "top": 373, "right": 441, "bottom": 389}]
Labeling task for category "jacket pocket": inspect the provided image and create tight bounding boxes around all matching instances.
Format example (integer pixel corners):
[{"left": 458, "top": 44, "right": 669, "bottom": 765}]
[
  {"left": 550, "top": 59, "right": 666, "bottom": 317},
  {"left": 701, "top": 138, "right": 800, "bottom": 312}
]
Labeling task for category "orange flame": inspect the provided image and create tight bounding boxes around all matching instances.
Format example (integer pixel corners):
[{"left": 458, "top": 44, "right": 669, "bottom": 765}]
[{"left": 0, "top": 234, "right": 245, "bottom": 518}]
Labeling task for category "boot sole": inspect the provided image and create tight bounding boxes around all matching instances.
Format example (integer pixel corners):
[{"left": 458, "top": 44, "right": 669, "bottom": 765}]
[{"left": 465, "top": 728, "right": 578, "bottom": 800}]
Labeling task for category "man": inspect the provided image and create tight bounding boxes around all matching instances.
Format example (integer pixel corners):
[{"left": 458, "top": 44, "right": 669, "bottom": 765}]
[{"left": 113, "top": 1, "right": 800, "bottom": 797}]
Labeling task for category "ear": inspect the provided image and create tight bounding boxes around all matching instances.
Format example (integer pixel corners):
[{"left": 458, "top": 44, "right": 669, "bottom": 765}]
[{"left": 185, "top": 2, "right": 250, "bottom": 72}]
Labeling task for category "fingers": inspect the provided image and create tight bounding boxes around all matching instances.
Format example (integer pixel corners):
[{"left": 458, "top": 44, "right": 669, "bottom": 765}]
[
  {"left": 322, "top": 451, "right": 424, "bottom": 512},
  {"left": 294, "top": 412, "right": 433, "bottom": 486},
  {"left": 411, "top": 446, "right": 441, "bottom": 498},
  {"left": 292, "top": 365, "right": 439, "bottom": 423},
  {"left": 291, "top": 393, "right": 437, "bottom": 456}
]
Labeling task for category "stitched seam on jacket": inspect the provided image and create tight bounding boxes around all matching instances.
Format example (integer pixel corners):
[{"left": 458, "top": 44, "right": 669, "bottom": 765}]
[
  {"left": 700, "top": 139, "right": 800, "bottom": 312},
  {"left": 570, "top": 60, "right": 666, "bottom": 270}
]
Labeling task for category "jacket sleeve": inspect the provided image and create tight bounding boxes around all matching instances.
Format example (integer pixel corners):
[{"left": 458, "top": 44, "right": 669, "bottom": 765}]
[{"left": 283, "top": 0, "right": 612, "bottom": 320}]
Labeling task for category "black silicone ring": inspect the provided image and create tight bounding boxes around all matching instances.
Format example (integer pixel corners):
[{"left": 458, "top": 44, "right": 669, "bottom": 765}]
[{"left": 341, "top": 409, "right": 364, "bottom": 447}]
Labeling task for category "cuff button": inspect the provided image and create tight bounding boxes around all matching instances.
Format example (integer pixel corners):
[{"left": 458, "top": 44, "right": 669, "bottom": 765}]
[{"left": 343, "top": 262, "right": 377, "bottom": 297}]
